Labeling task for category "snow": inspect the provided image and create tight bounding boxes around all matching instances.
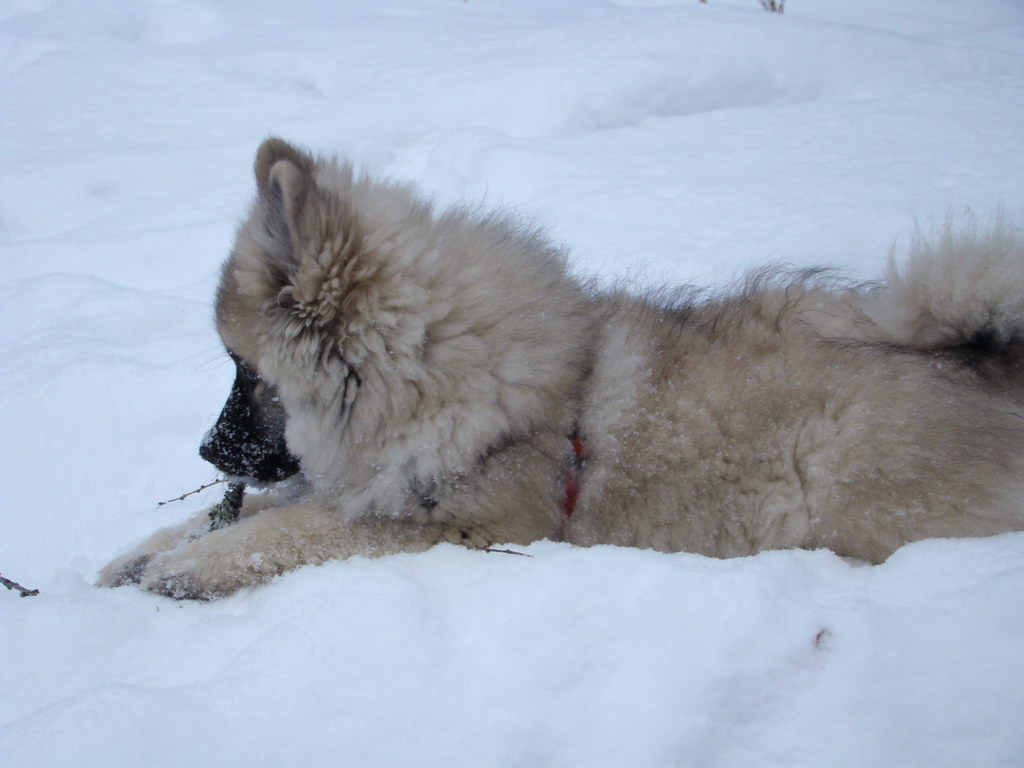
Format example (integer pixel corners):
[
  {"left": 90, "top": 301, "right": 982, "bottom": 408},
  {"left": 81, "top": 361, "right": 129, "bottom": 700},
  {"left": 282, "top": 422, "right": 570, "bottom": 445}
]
[{"left": 1, "top": 0, "right": 1023, "bottom": 765}]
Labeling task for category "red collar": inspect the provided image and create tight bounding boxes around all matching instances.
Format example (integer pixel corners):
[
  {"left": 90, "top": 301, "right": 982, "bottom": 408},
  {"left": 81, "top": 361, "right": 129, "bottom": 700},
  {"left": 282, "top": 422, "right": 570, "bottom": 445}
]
[{"left": 563, "top": 431, "right": 588, "bottom": 519}]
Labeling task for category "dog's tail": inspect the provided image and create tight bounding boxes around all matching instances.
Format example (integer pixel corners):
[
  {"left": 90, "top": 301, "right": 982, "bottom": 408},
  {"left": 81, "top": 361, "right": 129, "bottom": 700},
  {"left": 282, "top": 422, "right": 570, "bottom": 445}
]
[{"left": 866, "top": 214, "right": 1024, "bottom": 351}]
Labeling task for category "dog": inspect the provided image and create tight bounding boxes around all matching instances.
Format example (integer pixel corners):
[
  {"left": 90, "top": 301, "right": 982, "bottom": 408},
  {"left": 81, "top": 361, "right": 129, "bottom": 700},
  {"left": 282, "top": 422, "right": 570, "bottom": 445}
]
[{"left": 98, "top": 137, "right": 1024, "bottom": 599}]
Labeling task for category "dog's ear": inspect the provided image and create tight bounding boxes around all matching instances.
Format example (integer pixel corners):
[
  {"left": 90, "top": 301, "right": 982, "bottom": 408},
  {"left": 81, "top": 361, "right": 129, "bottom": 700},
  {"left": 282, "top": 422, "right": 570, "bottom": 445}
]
[
  {"left": 255, "top": 137, "right": 314, "bottom": 196},
  {"left": 253, "top": 138, "right": 316, "bottom": 269}
]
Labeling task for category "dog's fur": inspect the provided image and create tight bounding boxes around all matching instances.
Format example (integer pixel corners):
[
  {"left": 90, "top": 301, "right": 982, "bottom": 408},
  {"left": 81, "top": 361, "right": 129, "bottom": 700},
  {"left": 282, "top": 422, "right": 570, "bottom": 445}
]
[{"left": 99, "top": 138, "right": 1024, "bottom": 599}]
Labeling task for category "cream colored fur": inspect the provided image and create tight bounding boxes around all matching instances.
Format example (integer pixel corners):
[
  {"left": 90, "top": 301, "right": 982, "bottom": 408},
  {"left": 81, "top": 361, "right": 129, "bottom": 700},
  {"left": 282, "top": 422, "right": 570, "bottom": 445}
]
[{"left": 99, "top": 139, "right": 1024, "bottom": 598}]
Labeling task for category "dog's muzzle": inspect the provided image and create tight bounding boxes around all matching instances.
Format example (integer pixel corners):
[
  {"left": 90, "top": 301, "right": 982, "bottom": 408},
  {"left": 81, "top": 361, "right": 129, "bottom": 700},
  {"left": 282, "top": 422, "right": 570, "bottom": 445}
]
[{"left": 199, "top": 359, "right": 301, "bottom": 484}]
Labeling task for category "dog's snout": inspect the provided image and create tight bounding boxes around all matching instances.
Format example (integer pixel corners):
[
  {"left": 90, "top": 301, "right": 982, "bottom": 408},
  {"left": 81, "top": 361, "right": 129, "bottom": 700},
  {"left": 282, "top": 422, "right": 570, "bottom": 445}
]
[{"left": 199, "top": 363, "right": 300, "bottom": 483}]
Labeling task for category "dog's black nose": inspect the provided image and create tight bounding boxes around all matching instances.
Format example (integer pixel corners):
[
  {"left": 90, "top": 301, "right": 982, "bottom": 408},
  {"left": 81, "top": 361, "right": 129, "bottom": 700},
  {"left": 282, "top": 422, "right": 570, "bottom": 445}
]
[
  {"left": 199, "top": 360, "right": 300, "bottom": 483},
  {"left": 199, "top": 419, "right": 300, "bottom": 483}
]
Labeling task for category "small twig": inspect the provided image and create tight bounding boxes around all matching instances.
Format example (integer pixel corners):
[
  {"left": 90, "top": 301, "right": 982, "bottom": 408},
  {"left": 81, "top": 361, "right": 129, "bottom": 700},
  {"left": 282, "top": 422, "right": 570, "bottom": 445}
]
[
  {"left": 482, "top": 547, "right": 533, "bottom": 557},
  {"left": 157, "top": 478, "right": 227, "bottom": 506},
  {"left": 1, "top": 574, "right": 39, "bottom": 597}
]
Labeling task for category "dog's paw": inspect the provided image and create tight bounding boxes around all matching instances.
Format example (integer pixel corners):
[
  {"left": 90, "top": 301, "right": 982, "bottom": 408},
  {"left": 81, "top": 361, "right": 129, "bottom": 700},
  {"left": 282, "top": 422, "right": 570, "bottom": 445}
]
[
  {"left": 140, "top": 560, "right": 220, "bottom": 601},
  {"left": 138, "top": 531, "right": 281, "bottom": 600},
  {"left": 96, "top": 552, "right": 156, "bottom": 587},
  {"left": 96, "top": 514, "right": 209, "bottom": 589}
]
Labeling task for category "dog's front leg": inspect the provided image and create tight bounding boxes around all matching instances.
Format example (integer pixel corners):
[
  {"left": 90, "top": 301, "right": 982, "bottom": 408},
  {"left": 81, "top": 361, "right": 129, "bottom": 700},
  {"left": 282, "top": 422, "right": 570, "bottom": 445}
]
[
  {"left": 96, "top": 490, "right": 296, "bottom": 588},
  {"left": 137, "top": 502, "right": 458, "bottom": 600}
]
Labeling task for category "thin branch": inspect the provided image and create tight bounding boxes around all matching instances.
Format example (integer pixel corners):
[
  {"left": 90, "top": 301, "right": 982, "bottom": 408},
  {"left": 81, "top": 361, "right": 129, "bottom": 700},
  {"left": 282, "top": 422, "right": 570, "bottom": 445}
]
[
  {"left": 1, "top": 574, "right": 39, "bottom": 597},
  {"left": 482, "top": 547, "right": 533, "bottom": 557},
  {"left": 157, "top": 478, "right": 227, "bottom": 506}
]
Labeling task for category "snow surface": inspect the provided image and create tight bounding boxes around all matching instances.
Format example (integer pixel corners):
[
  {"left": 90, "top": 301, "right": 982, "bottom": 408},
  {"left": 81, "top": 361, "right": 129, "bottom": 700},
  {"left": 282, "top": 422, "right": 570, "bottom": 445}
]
[{"left": 2, "top": 1, "right": 1024, "bottom": 765}]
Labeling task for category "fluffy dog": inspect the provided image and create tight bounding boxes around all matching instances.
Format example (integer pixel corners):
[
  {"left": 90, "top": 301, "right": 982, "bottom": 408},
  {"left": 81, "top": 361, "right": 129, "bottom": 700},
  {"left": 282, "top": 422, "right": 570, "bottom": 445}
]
[{"left": 99, "top": 138, "right": 1024, "bottom": 598}]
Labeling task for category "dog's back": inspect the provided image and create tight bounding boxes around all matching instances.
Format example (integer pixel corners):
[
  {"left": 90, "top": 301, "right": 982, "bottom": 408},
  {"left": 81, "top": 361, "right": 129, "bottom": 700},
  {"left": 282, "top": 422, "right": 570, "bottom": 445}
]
[{"left": 571, "top": 218, "right": 1024, "bottom": 562}]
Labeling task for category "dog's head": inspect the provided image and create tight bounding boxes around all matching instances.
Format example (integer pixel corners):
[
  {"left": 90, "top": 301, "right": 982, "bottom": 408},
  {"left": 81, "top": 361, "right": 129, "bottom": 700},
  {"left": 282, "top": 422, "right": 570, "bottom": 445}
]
[
  {"left": 200, "top": 137, "right": 366, "bottom": 485},
  {"left": 199, "top": 137, "right": 593, "bottom": 499}
]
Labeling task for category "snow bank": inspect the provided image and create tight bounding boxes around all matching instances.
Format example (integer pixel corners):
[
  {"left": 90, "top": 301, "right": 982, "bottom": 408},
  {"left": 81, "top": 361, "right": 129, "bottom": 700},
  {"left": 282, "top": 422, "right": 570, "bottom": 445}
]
[{"left": 5, "top": 538, "right": 1024, "bottom": 767}]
